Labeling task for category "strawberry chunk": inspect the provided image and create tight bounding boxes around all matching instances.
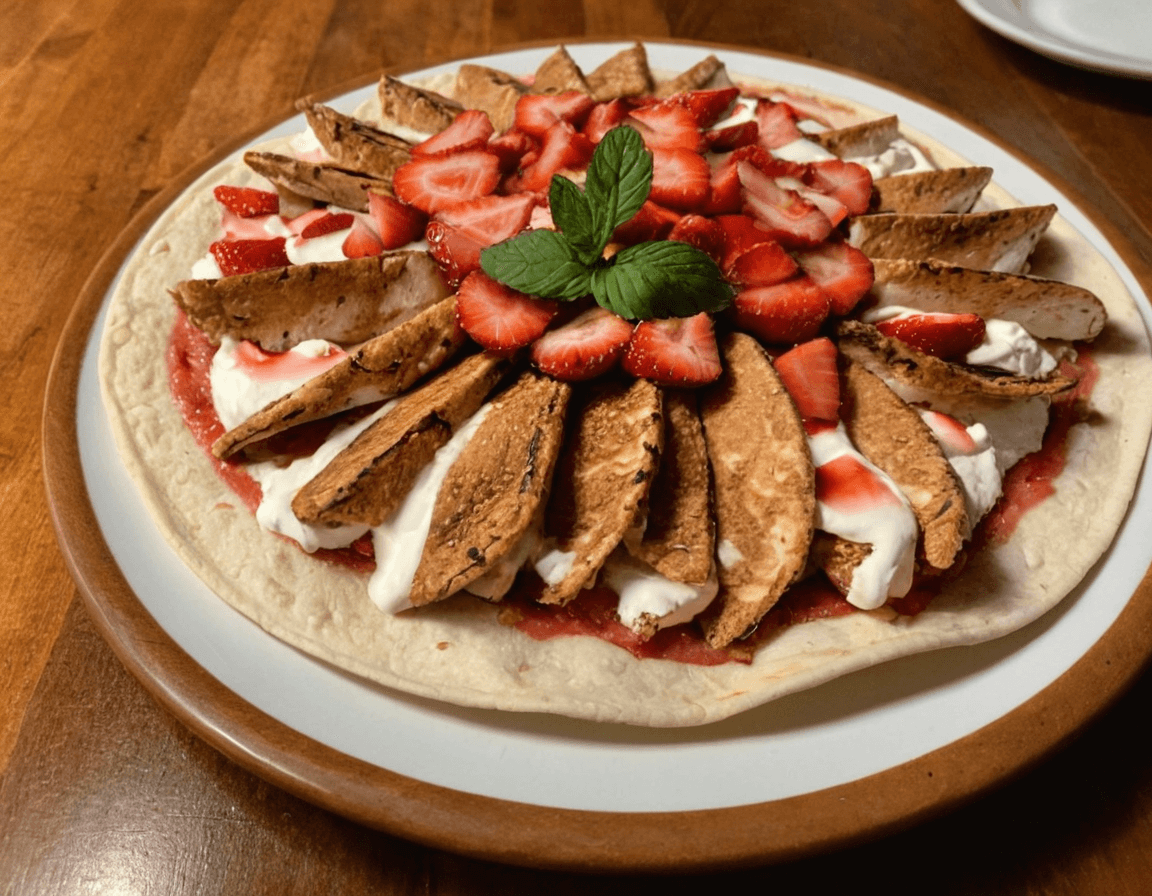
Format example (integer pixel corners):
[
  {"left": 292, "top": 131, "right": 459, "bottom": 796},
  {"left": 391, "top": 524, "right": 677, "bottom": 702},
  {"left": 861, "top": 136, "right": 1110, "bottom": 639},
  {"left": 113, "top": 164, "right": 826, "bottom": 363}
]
[
  {"left": 731, "top": 277, "right": 830, "bottom": 344},
  {"left": 649, "top": 147, "right": 711, "bottom": 212},
  {"left": 487, "top": 129, "right": 537, "bottom": 173},
  {"left": 611, "top": 200, "right": 681, "bottom": 245},
  {"left": 284, "top": 208, "right": 331, "bottom": 237},
  {"left": 874, "top": 312, "right": 987, "bottom": 361},
  {"left": 411, "top": 109, "right": 495, "bottom": 158},
  {"left": 816, "top": 454, "right": 903, "bottom": 512},
  {"left": 805, "top": 159, "right": 873, "bottom": 217},
  {"left": 625, "top": 102, "right": 703, "bottom": 153},
  {"left": 220, "top": 209, "right": 278, "bottom": 241},
  {"left": 756, "top": 101, "right": 804, "bottom": 150},
  {"left": 794, "top": 242, "right": 874, "bottom": 315},
  {"left": 738, "top": 161, "right": 833, "bottom": 248},
  {"left": 341, "top": 217, "right": 384, "bottom": 258},
  {"left": 514, "top": 92, "right": 596, "bottom": 139},
  {"left": 209, "top": 237, "right": 289, "bottom": 276},
  {"left": 299, "top": 211, "right": 354, "bottom": 240},
  {"left": 920, "top": 409, "right": 980, "bottom": 454},
  {"left": 434, "top": 193, "right": 536, "bottom": 246},
  {"left": 425, "top": 221, "right": 482, "bottom": 286},
  {"left": 725, "top": 240, "right": 798, "bottom": 288},
  {"left": 367, "top": 192, "right": 428, "bottom": 249},
  {"left": 667, "top": 214, "right": 726, "bottom": 263},
  {"left": 455, "top": 271, "right": 558, "bottom": 354},
  {"left": 704, "top": 119, "right": 759, "bottom": 152},
  {"left": 213, "top": 185, "right": 280, "bottom": 217},
  {"left": 392, "top": 151, "right": 502, "bottom": 215},
  {"left": 622, "top": 313, "right": 722, "bottom": 386},
  {"left": 530, "top": 306, "right": 634, "bottom": 380},
  {"left": 506, "top": 121, "right": 594, "bottom": 193},
  {"left": 712, "top": 214, "right": 786, "bottom": 271},
  {"left": 773, "top": 337, "right": 841, "bottom": 425},
  {"left": 670, "top": 87, "right": 741, "bottom": 128},
  {"left": 582, "top": 99, "right": 631, "bottom": 143}
]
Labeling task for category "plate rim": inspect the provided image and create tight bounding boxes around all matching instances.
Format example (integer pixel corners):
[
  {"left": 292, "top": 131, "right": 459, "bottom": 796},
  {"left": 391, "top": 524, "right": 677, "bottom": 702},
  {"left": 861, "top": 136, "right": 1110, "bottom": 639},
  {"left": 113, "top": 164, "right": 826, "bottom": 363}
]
[
  {"left": 43, "top": 38, "right": 1152, "bottom": 871},
  {"left": 956, "top": 0, "right": 1152, "bottom": 80}
]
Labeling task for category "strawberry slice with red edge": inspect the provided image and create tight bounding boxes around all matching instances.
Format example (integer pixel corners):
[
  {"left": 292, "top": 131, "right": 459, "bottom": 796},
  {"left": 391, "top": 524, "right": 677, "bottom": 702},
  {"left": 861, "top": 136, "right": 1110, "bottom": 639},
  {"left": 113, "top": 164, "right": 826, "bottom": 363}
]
[
  {"left": 434, "top": 193, "right": 536, "bottom": 245},
  {"left": 667, "top": 214, "right": 726, "bottom": 263},
  {"left": 487, "top": 129, "right": 537, "bottom": 173},
  {"left": 625, "top": 102, "right": 703, "bottom": 153},
  {"left": 213, "top": 185, "right": 280, "bottom": 218},
  {"left": 738, "top": 161, "right": 833, "bottom": 248},
  {"left": 455, "top": 271, "right": 558, "bottom": 354},
  {"left": 712, "top": 213, "right": 786, "bottom": 271},
  {"left": 622, "top": 312, "right": 722, "bottom": 386},
  {"left": 804, "top": 159, "right": 873, "bottom": 217},
  {"left": 731, "top": 277, "right": 830, "bottom": 344},
  {"left": 725, "top": 240, "right": 798, "bottom": 288},
  {"left": 611, "top": 200, "right": 681, "bottom": 245},
  {"left": 367, "top": 192, "right": 428, "bottom": 249},
  {"left": 794, "top": 241, "right": 874, "bottom": 315},
  {"left": 425, "top": 221, "right": 482, "bottom": 285},
  {"left": 299, "top": 211, "right": 354, "bottom": 240},
  {"left": 210, "top": 237, "right": 290, "bottom": 276},
  {"left": 649, "top": 147, "right": 711, "bottom": 212},
  {"left": 506, "top": 121, "right": 594, "bottom": 193},
  {"left": 411, "top": 109, "right": 495, "bottom": 158},
  {"left": 920, "top": 409, "right": 979, "bottom": 454},
  {"left": 341, "top": 217, "right": 384, "bottom": 258},
  {"left": 513, "top": 92, "right": 596, "bottom": 139},
  {"left": 874, "top": 312, "right": 986, "bottom": 361},
  {"left": 772, "top": 337, "right": 841, "bottom": 428},
  {"left": 392, "top": 150, "right": 502, "bottom": 215},
  {"left": 669, "top": 87, "right": 741, "bottom": 128},
  {"left": 755, "top": 101, "right": 804, "bottom": 150},
  {"left": 530, "top": 306, "right": 634, "bottom": 380},
  {"left": 704, "top": 119, "right": 759, "bottom": 152}
]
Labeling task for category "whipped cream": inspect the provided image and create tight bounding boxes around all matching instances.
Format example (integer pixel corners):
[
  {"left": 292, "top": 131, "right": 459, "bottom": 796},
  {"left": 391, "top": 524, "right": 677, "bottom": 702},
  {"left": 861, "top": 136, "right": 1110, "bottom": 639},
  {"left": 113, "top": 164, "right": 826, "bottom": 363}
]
[
  {"left": 604, "top": 551, "right": 718, "bottom": 636},
  {"left": 917, "top": 409, "right": 1003, "bottom": 535}
]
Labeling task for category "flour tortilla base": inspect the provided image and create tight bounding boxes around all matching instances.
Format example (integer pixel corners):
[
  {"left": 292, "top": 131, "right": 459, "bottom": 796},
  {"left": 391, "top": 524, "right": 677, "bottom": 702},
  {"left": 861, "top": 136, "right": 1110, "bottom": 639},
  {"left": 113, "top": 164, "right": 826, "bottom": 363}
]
[{"left": 99, "top": 80, "right": 1152, "bottom": 728}]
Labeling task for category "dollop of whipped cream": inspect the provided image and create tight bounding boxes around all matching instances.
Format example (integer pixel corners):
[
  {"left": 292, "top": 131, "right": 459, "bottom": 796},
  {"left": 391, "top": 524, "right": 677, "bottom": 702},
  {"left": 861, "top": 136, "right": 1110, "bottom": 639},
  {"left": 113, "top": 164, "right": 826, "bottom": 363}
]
[{"left": 602, "top": 550, "right": 718, "bottom": 635}]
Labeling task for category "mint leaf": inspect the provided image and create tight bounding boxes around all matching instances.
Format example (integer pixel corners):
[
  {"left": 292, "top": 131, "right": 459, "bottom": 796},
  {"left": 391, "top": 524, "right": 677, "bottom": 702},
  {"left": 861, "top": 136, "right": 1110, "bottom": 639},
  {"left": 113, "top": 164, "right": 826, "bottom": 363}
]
[
  {"left": 480, "top": 229, "right": 592, "bottom": 300},
  {"left": 549, "top": 175, "right": 599, "bottom": 265},
  {"left": 584, "top": 126, "right": 652, "bottom": 248},
  {"left": 591, "top": 242, "right": 733, "bottom": 320}
]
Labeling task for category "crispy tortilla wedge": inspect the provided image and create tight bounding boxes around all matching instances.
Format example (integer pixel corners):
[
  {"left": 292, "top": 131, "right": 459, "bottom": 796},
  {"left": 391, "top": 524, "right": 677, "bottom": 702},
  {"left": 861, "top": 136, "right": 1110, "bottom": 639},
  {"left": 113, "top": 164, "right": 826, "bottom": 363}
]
[
  {"left": 586, "top": 43, "right": 655, "bottom": 101},
  {"left": 654, "top": 54, "right": 729, "bottom": 96},
  {"left": 242, "top": 150, "right": 391, "bottom": 211},
  {"left": 377, "top": 75, "right": 463, "bottom": 133},
  {"left": 871, "top": 167, "right": 993, "bottom": 215},
  {"left": 453, "top": 64, "right": 528, "bottom": 132},
  {"left": 530, "top": 46, "right": 592, "bottom": 95},
  {"left": 811, "top": 115, "right": 900, "bottom": 158},
  {"left": 299, "top": 101, "right": 413, "bottom": 181}
]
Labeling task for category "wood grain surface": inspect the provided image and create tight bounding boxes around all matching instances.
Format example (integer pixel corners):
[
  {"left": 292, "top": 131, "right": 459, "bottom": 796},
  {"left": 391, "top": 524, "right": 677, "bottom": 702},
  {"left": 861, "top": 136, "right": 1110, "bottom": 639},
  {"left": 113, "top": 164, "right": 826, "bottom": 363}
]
[{"left": 6, "top": 0, "right": 1152, "bottom": 890}]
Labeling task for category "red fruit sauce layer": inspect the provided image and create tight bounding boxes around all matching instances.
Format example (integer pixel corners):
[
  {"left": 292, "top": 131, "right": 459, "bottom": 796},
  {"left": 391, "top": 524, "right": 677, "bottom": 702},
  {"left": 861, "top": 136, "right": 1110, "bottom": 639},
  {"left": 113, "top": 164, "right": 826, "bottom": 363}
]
[{"left": 168, "top": 312, "right": 1098, "bottom": 665}]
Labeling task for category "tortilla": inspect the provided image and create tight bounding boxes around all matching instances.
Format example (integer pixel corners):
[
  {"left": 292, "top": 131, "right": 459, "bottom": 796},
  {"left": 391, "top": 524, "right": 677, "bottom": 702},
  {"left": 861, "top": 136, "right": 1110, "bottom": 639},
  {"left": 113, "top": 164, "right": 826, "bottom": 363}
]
[{"left": 98, "top": 53, "right": 1152, "bottom": 727}]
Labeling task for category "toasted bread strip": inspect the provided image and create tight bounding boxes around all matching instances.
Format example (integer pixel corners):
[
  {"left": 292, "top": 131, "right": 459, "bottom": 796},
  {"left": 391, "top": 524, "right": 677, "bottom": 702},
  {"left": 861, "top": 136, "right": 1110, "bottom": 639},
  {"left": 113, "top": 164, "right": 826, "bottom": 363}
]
[
  {"left": 171, "top": 251, "right": 449, "bottom": 352},
  {"left": 654, "top": 55, "right": 729, "bottom": 97},
  {"left": 847, "top": 205, "right": 1057, "bottom": 273},
  {"left": 453, "top": 64, "right": 527, "bottom": 131},
  {"left": 871, "top": 167, "right": 993, "bottom": 215},
  {"left": 699, "top": 333, "right": 815, "bottom": 648},
  {"left": 810, "top": 115, "right": 900, "bottom": 158},
  {"left": 868, "top": 258, "right": 1106, "bottom": 341},
  {"left": 586, "top": 43, "right": 654, "bottom": 101},
  {"left": 378, "top": 75, "right": 464, "bottom": 133},
  {"left": 409, "top": 372, "right": 572, "bottom": 606},
  {"left": 299, "top": 102, "right": 413, "bottom": 180},
  {"left": 243, "top": 151, "right": 390, "bottom": 211},
  {"left": 623, "top": 389, "right": 714, "bottom": 586},
  {"left": 836, "top": 319, "right": 1075, "bottom": 399},
  {"left": 212, "top": 297, "right": 465, "bottom": 459},
  {"left": 538, "top": 378, "right": 664, "bottom": 605},
  {"left": 840, "top": 360, "right": 968, "bottom": 570},
  {"left": 291, "top": 352, "right": 511, "bottom": 528},
  {"left": 530, "top": 46, "right": 591, "bottom": 95}
]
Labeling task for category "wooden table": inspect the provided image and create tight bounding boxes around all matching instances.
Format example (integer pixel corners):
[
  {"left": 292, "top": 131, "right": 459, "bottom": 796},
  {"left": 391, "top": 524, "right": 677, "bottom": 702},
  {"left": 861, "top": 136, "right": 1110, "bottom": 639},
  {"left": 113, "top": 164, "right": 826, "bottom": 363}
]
[{"left": 6, "top": 0, "right": 1152, "bottom": 890}]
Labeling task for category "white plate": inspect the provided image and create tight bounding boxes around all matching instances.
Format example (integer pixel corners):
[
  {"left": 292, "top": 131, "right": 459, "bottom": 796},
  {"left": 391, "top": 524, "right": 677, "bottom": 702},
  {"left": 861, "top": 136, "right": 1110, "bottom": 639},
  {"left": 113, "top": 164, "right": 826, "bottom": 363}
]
[
  {"left": 70, "top": 41, "right": 1152, "bottom": 846},
  {"left": 958, "top": 0, "right": 1152, "bottom": 79}
]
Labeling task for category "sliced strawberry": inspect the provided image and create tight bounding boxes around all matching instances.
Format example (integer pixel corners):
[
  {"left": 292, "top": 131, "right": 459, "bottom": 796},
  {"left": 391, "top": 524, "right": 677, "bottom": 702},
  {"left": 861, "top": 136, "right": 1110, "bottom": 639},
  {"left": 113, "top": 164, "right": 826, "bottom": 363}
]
[
  {"left": 772, "top": 337, "right": 841, "bottom": 425},
  {"left": 805, "top": 159, "right": 873, "bottom": 217},
  {"left": 213, "top": 185, "right": 280, "bottom": 217},
  {"left": 210, "top": 237, "right": 289, "bottom": 276},
  {"left": 649, "top": 147, "right": 711, "bottom": 212},
  {"left": 776, "top": 176, "right": 850, "bottom": 227},
  {"left": 434, "top": 193, "right": 536, "bottom": 246},
  {"left": 730, "top": 277, "right": 830, "bottom": 344},
  {"left": 704, "top": 119, "right": 758, "bottom": 152},
  {"left": 625, "top": 102, "right": 703, "bottom": 153},
  {"left": 816, "top": 454, "right": 903, "bottom": 512},
  {"left": 487, "top": 129, "right": 537, "bottom": 173},
  {"left": 622, "top": 313, "right": 722, "bottom": 386},
  {"left": 530, "top": 306, "right": 634, "bottom": 380},
  {"left": 284, "top": 207, "right": 331, "bottom": 237},
  {"left": 726, "top": 144, "right": 807, "bottom": 179},
  {"left": 668, "top": 214, "right": 725, "bottom": 263},
  {"left": 582, "top": 99, "right": 631, "bottom": 143},
  {"left": 738, "top": 161, "right": 833, "bottom": 248},
  {"left": 299, "top": 211, "right": 354, "bottom": 240},
  {"left": 920, "top": 409, "right": 979, "bottom": 455},
  {"left": 670, "top": 87, "right": 741, "bottom": 128},
  {"left": 713, "top": 213, "right": 785, "bottom": 271},
  {"left": 425, "top": 220, "right": 483, "bottom": 285},
  {"left": 725, "top": 240, "right": 798, "bottom": 288},
  {"left": 220, "top": 209, "right": 278, "bottom": 241},
  {"left": 411, "top": 109, "right": 495, "bottom": 158},
  {"left": 367, "top": 191, "right": 428, "bottom": 249},
  {"left": 612, "top": 200, "right": 681, "bottom": 245},
  {"left": 702, "top": 163, "right": 743, "bottom": 216},
  {"left": 874, "top": 312, "right": 987, "bottom": 361},
  {"left": 506, "top": 121, "right": 594, "bottom": 193},
  {"left": 392, "top": 151, "right": 502, "bottom": 215},
  {"left": 756, "top": 100, "right": 804, "bottom": 150},
  {"left": 341, "top": 217, "right": 384, "bottom": 258},
  {"left": 794, "top": 242, "right": 874, "bottom": 316},
  {"left": 514, "top": 92, "right": 596, "bottom": 139},
  {"left": 455, "top": 271, "right": 558, "bottom": 354}
]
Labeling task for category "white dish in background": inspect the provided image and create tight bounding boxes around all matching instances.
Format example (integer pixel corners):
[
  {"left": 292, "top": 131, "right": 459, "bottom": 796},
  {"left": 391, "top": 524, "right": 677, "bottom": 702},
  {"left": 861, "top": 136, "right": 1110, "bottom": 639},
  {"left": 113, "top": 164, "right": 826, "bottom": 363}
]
[
  {"left": 72, "top": 42, "right": 1152, "bottom": 825},
  {"left": 958, "top": 0, "right": 1152, "bottom": 79}
]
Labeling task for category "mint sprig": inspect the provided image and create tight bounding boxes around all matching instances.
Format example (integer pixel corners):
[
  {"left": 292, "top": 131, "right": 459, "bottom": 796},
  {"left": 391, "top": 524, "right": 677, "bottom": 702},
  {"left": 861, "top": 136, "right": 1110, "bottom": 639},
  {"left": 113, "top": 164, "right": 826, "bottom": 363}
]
[{"left": 480, "top": 126, "right": 732, "bottom": 321}]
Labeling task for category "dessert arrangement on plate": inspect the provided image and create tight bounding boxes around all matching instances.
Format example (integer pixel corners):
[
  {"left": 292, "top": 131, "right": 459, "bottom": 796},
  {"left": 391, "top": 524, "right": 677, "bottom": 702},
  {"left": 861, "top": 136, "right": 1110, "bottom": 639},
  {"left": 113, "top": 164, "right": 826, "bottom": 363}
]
[{"left": 99, "top": 42, "right": 1152, "bottom": 727}]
